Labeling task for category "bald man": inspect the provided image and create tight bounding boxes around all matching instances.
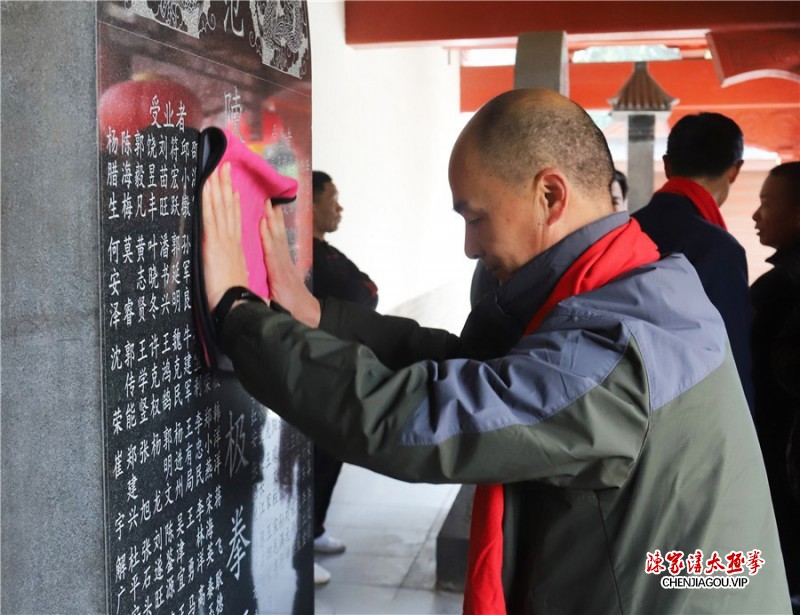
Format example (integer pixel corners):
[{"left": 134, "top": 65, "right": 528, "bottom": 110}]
[{"left": 200, "top": 89, "right": 789, "bottom": 613}]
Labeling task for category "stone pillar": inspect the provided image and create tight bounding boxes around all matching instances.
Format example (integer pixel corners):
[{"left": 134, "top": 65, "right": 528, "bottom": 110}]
[
  {"left": 2, "top": 4, "right": 106, "bottom": 611},
  {"left": 514, "top": 31, "right": 570, "bottom": 95},
  {"left": 627, "top": 114, "right": 656, "bottom": 213},
  {"left": 1, "top": 3, "right": 313, "bottom": 613}
]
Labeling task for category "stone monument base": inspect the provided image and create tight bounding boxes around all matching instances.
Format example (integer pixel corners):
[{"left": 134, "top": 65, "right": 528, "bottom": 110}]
[{"left": 436, "top": 484, "right": 474, "bottom": 592}]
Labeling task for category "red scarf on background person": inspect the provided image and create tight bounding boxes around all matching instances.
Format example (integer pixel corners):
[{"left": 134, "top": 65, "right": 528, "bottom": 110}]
[
  {"left": 656, "top": 177, "right": 727, "bottom": 231},
  {"left": 463, "top": 219, "right": 660, "bottom": 615}
]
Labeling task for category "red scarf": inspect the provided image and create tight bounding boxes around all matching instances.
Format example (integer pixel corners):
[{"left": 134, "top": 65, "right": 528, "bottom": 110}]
[
  {"left": 463, "top": 219, "right": 660, "bottom": 615},
  {"left": 656, "top": 177, "right": 727, "bottom": 230}
]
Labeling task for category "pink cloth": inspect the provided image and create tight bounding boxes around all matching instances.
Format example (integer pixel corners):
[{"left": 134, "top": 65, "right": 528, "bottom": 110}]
[{"left": 217, "top": 128, "right": 298, "bottom": 299}]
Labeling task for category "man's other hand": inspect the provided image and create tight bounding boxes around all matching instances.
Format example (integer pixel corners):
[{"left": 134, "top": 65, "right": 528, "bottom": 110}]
[
  {"left": 260, "top": 197, "right": 321, "bottom": 328},
  {"left": 201, "top": 162, "right": 250, "bottom": 312}
]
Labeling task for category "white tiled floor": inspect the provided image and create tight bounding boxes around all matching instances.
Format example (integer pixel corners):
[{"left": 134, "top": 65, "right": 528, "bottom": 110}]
[{"left": 314, "top": 464, "right": 464, "bottom": 615}]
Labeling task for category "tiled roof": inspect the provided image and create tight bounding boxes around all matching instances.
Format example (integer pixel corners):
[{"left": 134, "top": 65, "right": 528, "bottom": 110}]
[{"left": 609, "top": 62, "right": 679, "bottom": 112}]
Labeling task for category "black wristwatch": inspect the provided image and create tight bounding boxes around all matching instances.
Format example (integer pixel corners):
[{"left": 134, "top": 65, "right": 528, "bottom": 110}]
[{"left": 213, "top": 286, "right": 263, "bottom": 333}]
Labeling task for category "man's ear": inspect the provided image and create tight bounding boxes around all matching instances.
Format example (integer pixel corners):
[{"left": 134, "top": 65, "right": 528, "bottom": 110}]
[
  {"left": 728, "top": 160, "right": 744, "bottom": 184},
  {"left": 534, "top": 168, "right": 568, "bottom": 225},
  {"left": 663, "top": 155, "right": 673, "bottom": 179}
]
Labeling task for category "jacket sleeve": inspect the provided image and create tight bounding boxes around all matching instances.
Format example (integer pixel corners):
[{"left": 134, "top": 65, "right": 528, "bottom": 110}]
[
  {"left": 221, "top": 301, "right": 650, "bottom": 488},
  {"left": 318, "top": 297, "right": 462, "bottom": 368}
]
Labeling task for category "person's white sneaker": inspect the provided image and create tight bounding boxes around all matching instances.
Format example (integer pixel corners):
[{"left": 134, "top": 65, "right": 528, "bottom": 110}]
[
  {"left": 314, "top": 562, "right": 332, "bottom": 585},
  {"left": 314, "top": 531, "right": 346, "bottom": 554}
]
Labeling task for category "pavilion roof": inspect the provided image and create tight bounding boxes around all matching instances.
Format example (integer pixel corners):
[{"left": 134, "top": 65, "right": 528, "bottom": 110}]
[{"left": 610, "top": 62, "right": 678, "bottom": 112}]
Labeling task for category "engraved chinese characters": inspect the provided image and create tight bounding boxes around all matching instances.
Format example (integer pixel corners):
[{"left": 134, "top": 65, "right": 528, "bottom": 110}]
[{"left": 102, "top": 107, "right": 237, "bottom": 614}]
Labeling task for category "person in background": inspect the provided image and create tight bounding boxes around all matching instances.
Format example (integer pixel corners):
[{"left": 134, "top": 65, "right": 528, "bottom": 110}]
[
  {"left": 611, "top": 168, "right": 628, "bottom": 212},
  {"left": 311, "top": 172, "right": 378, "bottom": 307},
  {"left": 309, "top": 170, "right": 378, "bottom": 585},
  {"left": 201, "top": 89, "right": 789, "bottom": 613},
  {"left": 633, "top": 112, "right": 754, "bottom": 413},
  {"left": 751, "top": 161, "right": 800, "bottom": 612}
]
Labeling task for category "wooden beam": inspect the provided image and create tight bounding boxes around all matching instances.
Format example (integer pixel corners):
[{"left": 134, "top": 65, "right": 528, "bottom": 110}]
[
  {"left": 346, "top": 1, "right": 798, "bottom": 47},
  {"left": 708, "top": 28, "right": 800, "bottom": 85},
  {"left": 461, "top": 60, "right": 800, "bottom": 112},
  {"left": 460, "top": 59, "right": 800, "bottom": 158}
]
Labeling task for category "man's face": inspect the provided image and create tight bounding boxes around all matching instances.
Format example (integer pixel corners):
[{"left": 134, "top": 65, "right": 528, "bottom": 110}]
[
  {"left": 611, "top": 180, "right": 626, "bottom": 212},
  {"left": 313, "top": 181, "right": 342, "bottom": 235},
  {"left": 753, "top": 174, "right": 800, "bottom": 249},
  {"left": 449, "top": 139, "right": 546, "bottom": 283}
]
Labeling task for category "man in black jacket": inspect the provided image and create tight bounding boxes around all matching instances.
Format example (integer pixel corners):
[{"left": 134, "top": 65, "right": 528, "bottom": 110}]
[
  {"left": 311, "top": 172, "right": 378, "bottom": 308},
  {"left": 634, "top": 112, "right": 754, "bottom": 412},
  {"left": 751, "top": 161, "right": 800, "bottom": 611},
  {"left": 309, "top": 171, "right": 378, "bottom": 584}
]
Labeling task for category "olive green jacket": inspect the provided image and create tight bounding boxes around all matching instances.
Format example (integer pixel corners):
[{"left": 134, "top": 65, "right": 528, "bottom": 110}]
[{"left": 221, "top": 214, "right": 790, "bottom": 613}]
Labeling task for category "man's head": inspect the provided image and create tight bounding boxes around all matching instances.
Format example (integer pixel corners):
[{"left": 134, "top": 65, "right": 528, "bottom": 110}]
[
  {"left": 753, "top": 162, "right": 800, "bottom": 249},
  {"left": 449, "top": 88, "right": 614, "bottom": 283},
  {"left": 663, "top": 112, "right": 744, "bottom": 206},
  {"left": 312, "top": 170, "right": 342, "bottom": 240}
]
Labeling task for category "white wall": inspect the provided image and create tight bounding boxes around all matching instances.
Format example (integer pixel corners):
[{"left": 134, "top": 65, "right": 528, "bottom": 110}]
[{"left": 308, "top": 1, "right": 474, "bottom": 328}]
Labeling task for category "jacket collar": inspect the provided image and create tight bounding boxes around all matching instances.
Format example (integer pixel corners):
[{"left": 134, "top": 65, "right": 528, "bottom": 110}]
[
  {"left": 767, "top": 238, "right": 800, "bottom": 268},
  {"left": 460, "top": 212, "right": 629, "bottom": 358}
]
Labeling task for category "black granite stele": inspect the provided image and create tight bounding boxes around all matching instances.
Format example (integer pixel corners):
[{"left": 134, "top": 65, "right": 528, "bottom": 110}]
[{"left": 2, "top": 3, "right": 314, "bottom": 613}]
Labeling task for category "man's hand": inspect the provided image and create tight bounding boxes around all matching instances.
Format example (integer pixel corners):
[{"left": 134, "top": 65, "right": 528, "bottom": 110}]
[
  {"left": 260, "top": 198, "right": 321, "bottom": 328},
  {"left": 201, "top": 162, "right": 250, "bottom": 312}
]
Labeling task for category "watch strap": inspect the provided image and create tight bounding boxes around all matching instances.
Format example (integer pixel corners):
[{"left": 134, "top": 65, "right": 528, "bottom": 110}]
[{"left": 213, "top": 286, "right": 263, "bottom": 334}]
